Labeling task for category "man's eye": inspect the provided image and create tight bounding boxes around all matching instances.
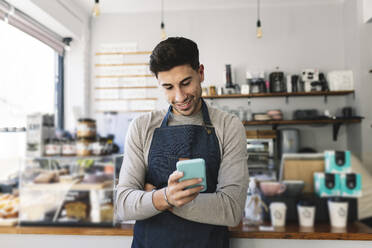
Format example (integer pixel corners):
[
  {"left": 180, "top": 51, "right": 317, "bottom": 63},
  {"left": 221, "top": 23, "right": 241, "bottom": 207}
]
[
  {"left": 164, "top": 86, "right": 173, "bottom": 90},
  {"left": 182, "top": 81, "right": 191, "bottom": 86}
]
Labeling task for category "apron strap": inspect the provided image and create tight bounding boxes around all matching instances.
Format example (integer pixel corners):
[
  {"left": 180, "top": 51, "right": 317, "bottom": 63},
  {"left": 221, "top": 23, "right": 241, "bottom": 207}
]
[
  {"left": 160, "top": 98, "right": 212, "bottom": 127},
  {"left": 200, "top": 99, "right": 212, "bottom": 126},
  {"left": 160, "top": 105, "right": 173, "bottom": 127}
]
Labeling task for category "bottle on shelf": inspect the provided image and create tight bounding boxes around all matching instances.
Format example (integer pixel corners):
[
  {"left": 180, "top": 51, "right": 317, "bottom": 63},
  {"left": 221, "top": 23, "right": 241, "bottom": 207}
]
[{"left": 243, "top": 177, "right": 267, "bottom": 226}]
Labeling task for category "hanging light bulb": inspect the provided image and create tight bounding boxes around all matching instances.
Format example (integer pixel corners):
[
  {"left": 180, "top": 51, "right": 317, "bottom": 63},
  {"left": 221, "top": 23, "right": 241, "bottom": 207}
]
[
  {"left": 160, "top": 0, "right": 166, "bottom": 40},
  {"left": 161, "top": 22, "right": 166, "bottom": 40},
  {"left": 92, "top": 0, "right": 100, "bottom": 17},
  {"left": 256, "top": 20, "right": 262, "bottom": 38},
  {"left": 256, "top": 0, "right": 262, "bottom": 38}
]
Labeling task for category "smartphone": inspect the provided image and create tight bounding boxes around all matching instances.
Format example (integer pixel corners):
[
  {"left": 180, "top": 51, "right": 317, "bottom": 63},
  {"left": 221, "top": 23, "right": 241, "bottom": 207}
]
[{"left": 176, "top": 158, "right": 207, "bottom": 192}]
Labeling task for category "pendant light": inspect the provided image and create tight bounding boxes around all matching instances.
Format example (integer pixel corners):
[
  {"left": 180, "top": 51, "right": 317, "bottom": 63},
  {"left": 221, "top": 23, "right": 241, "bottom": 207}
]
[
  {"left": 160, "top": 0, "right": 167, "bottom": 40},
  {"left": 92, "top": 0, "right": 100, "bottom": 17},
  {"left": 256, "top": 0, "right": 262, "bottom": 38}
]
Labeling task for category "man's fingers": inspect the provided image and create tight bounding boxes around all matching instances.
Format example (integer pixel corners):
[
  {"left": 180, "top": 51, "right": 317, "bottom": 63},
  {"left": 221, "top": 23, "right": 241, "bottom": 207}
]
[
  {"left": 144, "top": 183, "right": 156, "bottom": 192},
  {"left": 168, "top": 171, "right": 184, "bottom": 185},
  {"left": 166, "top": 172, "right": 204, "bottom": 207},
  {"left": 173, "top": 185, "right": 203, "bottom": 200},
  {"left": 174, "top": 178, "right": 202, "bottom": 191},
  {"left": 172, "top": 190, "right": 201, "bottom": 207}
]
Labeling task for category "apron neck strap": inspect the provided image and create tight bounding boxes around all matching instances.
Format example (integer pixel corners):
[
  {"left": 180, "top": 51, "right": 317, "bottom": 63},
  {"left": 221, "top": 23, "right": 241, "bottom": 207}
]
[{"left": 160, "top": 98, "right": 212, "bottom": 127}]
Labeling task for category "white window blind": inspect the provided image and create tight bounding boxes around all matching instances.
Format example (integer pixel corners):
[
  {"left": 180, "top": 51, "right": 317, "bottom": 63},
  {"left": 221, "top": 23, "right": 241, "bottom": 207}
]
[{"left": 0, "top": 0, "right": 65, "bottom": 55}]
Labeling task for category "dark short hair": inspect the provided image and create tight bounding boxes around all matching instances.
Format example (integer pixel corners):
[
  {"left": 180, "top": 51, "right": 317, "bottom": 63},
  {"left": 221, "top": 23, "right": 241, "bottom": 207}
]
[{"left": 149, "top": 37, "right": 200, "bottom": 77}]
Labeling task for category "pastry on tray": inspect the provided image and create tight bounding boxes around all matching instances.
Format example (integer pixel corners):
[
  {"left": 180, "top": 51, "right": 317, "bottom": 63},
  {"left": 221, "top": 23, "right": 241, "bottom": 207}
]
[{"left": 0, "top": 194, "right": 19, "bottom": 219}]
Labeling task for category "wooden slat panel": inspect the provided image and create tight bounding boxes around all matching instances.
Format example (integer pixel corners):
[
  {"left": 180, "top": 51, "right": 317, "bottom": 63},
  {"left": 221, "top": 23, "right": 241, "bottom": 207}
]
[
  {"left": 95, "top": 63, "right": 149, "bottom": 67},
  {"left": 95, "top": 98, "right": 157, "bottom": 101},
  {"left": 94, "top": 86, "right": 157, "bottom": 90},
  {"left": 96, "top": 74, "right": 153, "bottom": 79},
  {"left": 95, "top": 51, "right": 151, "bottom": 56},
  {"left": 95, "top": 110, "right": 153, "bottom": 113}
]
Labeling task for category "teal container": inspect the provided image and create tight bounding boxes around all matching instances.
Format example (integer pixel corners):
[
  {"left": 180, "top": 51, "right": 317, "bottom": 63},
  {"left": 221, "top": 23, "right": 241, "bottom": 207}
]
[
  {"left": 324, "top": 150, "right": 351, "bottom": 173},
  {"left": 314, "top": 172, "right": 341, "bottom": 197},
  {"left": 340, "top": 173, "right": 362, "bottom": 197}
]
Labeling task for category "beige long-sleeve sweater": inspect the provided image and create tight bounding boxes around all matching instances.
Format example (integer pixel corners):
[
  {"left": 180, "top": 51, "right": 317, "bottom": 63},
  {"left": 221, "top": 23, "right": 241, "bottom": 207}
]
[{"left": 115, "top": 102, "right": 248, "bottom": 227}]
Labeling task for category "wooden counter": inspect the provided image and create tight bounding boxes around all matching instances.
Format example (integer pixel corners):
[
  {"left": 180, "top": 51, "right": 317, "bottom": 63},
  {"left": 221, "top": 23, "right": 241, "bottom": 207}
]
[
  {"left": 229, "top": 221, "right": 372, "bottom": 240},
  {"left": 1, "top": 222, "right": 372, "bottom": 240}
]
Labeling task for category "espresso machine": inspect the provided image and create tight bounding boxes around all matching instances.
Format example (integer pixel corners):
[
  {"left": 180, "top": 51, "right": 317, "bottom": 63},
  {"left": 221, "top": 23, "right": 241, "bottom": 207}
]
[
  {"left": 269, "top": 71, "right": 286, "bottom": 93},
  {"left": 249, "top": 78, "right": 267, "bottom": 93}
]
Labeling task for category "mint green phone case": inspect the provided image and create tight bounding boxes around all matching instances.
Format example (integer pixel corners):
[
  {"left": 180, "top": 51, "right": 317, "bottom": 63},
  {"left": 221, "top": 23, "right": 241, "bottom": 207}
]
[{"left": 176, "top": 158, "right": 207, "bottom": 192}]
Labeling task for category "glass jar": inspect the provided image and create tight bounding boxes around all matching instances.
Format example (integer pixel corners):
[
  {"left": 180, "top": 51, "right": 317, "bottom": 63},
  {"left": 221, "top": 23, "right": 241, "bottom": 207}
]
[
  {"left": 77, "top": 118, "right": 96, "bottom": 139},
  {"left": 62, "top": 138, "right": 77, "bottom": 156},
  {"left": 44, "top": 138, "right": 62, "bottom": 156},
  {"left": 76, "top": 138, "right": 94, "bottom": 156},
  {"left": 92, "top": 138, "right": 107, "bottom": 156}
]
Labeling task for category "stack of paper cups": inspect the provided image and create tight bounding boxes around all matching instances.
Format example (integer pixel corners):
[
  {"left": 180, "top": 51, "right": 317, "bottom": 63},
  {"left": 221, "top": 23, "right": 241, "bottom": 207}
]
[
  {"left": 297, "top": 201, "right": 316, "bottom": 227},
  {"left": 328, "top": 198, "right": 348, "bottom": 228},
  {"left": 270, "top": 202, "right": 287, "bottom": 227}
]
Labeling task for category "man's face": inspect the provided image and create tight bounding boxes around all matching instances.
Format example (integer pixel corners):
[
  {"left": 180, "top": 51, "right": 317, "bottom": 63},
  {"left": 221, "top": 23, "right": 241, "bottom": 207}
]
[{"left": 158, "top": 64, "right": 204, "bottom": 116}]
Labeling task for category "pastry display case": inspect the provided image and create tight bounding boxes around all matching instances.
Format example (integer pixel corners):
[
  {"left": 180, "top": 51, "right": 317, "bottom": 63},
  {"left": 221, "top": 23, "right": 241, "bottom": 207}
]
[{"left": 19, "top": 155, "right": 123, "bottom": 227}]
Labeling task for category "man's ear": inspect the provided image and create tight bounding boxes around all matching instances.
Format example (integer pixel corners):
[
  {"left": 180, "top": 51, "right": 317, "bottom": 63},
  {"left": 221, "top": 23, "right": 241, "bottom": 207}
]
[{"left": 199, "top": 64, "right": 205, "bottom": 83}]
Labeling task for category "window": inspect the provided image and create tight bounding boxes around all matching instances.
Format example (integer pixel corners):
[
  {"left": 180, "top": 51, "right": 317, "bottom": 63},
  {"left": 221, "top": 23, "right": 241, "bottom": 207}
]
[
  {"left": 0, "top": 20, "right": 58, "bottom": 180},
  {"left": 0, "top": 20, "right": 56, "bottom": 128}
]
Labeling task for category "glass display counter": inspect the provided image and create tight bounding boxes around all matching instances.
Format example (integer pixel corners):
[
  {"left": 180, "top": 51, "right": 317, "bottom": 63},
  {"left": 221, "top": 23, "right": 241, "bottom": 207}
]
[{"left": 19, "top": 155, "right": 123, "bottom": 227}]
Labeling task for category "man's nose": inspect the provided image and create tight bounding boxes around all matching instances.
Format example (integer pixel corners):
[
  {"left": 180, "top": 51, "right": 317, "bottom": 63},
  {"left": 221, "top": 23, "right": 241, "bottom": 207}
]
[{"left": 175, "top": 88, "right": 187, "bottom": 102}]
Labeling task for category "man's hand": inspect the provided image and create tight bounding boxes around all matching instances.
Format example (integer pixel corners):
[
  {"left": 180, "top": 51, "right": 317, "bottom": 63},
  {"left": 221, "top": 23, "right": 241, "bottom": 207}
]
[
  {"left": 145, "top": 183, "right": 156, "bottom": 192},
  {"left": 166, "top": 171, "right": 203, "bottom": 207},
  {"left": 152, "top": 171, "right": 204, "bottom": 211}
]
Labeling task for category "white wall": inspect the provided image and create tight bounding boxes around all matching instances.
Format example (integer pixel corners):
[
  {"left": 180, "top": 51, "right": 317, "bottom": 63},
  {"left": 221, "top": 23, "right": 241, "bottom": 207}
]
[
  {"left": 343, "top": 0, "right": 372, "bottom": 172},
  {"left": 64, "top": 23, "right": 92, "bottom": 132},
  {"left": 91, "top": 1, "right": 351, "bottom": 152}
]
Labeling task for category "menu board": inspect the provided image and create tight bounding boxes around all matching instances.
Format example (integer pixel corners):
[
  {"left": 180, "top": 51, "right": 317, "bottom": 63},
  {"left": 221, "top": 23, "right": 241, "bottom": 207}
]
[{"left": 94, "top": 43, "right": 159, "bottom": 113}]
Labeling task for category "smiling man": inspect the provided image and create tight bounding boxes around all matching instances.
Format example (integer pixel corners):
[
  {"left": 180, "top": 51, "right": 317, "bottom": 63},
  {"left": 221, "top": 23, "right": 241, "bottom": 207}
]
[{"left": 116, "top": 37, "right": 248, "bottom": 248}]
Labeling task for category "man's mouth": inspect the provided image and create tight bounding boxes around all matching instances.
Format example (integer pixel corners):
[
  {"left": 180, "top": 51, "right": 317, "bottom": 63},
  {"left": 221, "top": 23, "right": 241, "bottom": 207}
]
[{"left": 175, "top": 99, "right": 192, "bottom": 111}]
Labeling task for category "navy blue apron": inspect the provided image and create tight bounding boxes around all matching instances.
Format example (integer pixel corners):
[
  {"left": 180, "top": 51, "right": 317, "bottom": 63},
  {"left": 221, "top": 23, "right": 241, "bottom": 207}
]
[{"left": 132, "top": 99, "right": 229, "bottom": 248}]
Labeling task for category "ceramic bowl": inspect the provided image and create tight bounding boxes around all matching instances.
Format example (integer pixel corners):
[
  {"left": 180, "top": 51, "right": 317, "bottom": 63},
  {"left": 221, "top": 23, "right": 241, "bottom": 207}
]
[{"left": 259, "top": 181, "right": 287, "bottom": 197}]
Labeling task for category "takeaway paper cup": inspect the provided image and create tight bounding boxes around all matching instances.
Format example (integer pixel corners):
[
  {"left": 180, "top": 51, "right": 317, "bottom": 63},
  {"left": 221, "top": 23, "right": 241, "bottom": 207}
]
[
  {"left": 270, "top": 202, "right": 287, "bottom": 227},
  {"left": 328, "top": 198, "right": 348, "bottom": 228},
  {"left": 297, "top": 205, "right": 316, "bottom": 227}
]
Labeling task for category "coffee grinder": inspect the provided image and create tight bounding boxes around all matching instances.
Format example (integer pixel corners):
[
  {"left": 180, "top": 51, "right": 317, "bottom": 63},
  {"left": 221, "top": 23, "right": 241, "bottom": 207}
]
[{"left": 225, "top": 64, "right": 240, "bottom": 94}]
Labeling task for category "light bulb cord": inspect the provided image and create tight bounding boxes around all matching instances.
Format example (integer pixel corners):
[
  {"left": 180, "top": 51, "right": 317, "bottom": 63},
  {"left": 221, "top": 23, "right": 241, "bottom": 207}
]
[
  {"left": 160, "top": 0, "right": 166, "bottom": 39},
  {"left": 161, "top": 0, "right": 164, "bottom": 25}
]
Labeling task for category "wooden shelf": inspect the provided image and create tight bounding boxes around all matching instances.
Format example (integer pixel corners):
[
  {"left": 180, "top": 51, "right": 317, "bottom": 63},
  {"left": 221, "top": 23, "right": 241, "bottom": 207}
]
[
  {"left": 203, "top": 90, "right": 354, "bottom": 99},
  {"left": 243, "top": 118, "right": 361, "bottom": 126},
  {"left": 94, "top": 86, "right": 157, "bottom": 90},
  {"left": 96, "top": 74, "right": 154, "bottom": 79},
  {"left": 95, "top": 63, "right": 149, "bottom": 67},
  {"left": 243, "top": 118, "right": 362, "bottom": 141},
  {"left": 95, "top": 51, "right": 151, "bottom": 56}
]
